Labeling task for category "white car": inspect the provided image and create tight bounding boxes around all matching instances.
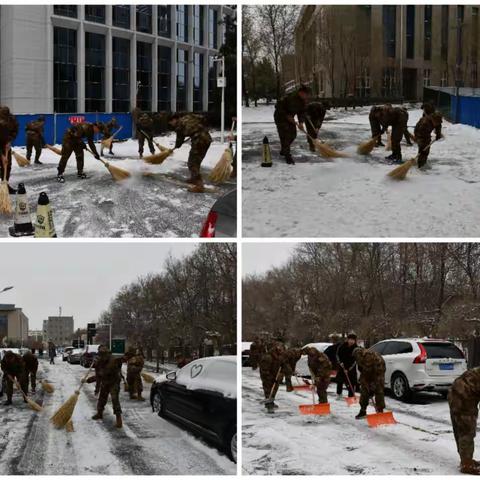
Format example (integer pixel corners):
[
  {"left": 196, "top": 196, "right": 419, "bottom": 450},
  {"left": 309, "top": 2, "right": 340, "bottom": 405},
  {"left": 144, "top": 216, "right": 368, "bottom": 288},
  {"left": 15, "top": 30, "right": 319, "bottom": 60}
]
[
  {"left": 62, "top": 347, "right": 74, "bottom": 361},
  {"left": 67, "top": 348, "right": 83, "bottom": 364},
  {"left": 295, "top": 342, "right": 333, "bottom": 378},
  {"left": 369, "top": 338, "right": 467, "bottom": 401}
]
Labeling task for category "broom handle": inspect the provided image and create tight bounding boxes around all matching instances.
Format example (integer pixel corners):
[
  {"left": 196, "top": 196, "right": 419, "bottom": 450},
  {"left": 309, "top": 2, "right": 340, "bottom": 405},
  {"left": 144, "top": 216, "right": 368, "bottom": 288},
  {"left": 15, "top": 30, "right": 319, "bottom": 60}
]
[
  {"left": 111, "top": 125, "right": 123, "bottom": 140},
  {"left": 2, "top": 146, "right": 8, "bottom": 181},
  {"left": 309, "top": 368, "right": 317, "bottom": 404},
  {"left": 85, "top": 147, "right": 107, "bottom": 166},
  {"left": 79, "top": 361, "right": 96, "bottom": 391},
  {"left": 8, "top": 374, "right": 28, "bottom": 401},
  {"left": 296, "top": 122, "right": 322, "bottom": 143}
]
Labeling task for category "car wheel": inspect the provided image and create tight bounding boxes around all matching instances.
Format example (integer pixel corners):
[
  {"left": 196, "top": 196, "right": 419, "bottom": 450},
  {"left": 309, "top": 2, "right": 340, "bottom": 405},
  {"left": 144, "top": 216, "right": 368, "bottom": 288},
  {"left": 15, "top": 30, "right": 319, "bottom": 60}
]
[
  {"left": 224, "top": 426, "right": 237, "bottom": 463},
  {"left": 391, "top": 372, "right": 411, "bottom": 401},
  {"left": 440, "top": 391, "right": 448, "bottom": 399},
  {"left": 152, "top": 392, "right": 165, "bottom": 417}
]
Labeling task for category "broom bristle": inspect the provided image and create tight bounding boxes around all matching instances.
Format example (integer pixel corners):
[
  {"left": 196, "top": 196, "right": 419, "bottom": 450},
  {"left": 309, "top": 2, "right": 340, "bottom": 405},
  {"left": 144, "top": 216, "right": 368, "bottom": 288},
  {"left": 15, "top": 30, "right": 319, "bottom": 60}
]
[
  {"left": 66, "top": 419, "right": 75, "bottom": 432},
  {"left": 12, "top": 150, "right": 30, "bottom": 167},
  {"left": 101, "top": 137, "right": 114, "bottom": 149},
  {"left": 144, "top": 149, "right": 173, "bottom": 165},
  {"left": 357, "top": 137, "right": 377, "bottom": 155},
  {"left": 0, "top": 181, "right": 12, "bottom": 215},
  {"left": 141, "top": 372, "right": 155, "bottom": 383},
  {"left": 154, "top": 141, "right": 169, "bottom": 152},
  {"left": 388, "top": 158, "right": 416, "bottom": 180},
  {"left": 209, "top": 148, "right": 233, "bottom": 183},
  {"left": 26, "top": 396, "right": 43, "bottom": 412},
  {"left": 41, "top": 380, "right": 55, "bottom": 393},
  {"left": 385, "top": 130, "right": 392, "bottom": 151},
  {"left": 313, "top": 139, "right": 348, "bottom": 159},
  {"left": 45, "top": 144, "right": 62, "bottom": 155},
  {"left": 51, "top": 391, "right": 79, "bottom": 428},
  {"left": 106, "top": 163, "right": 131, "bottom": 181}
]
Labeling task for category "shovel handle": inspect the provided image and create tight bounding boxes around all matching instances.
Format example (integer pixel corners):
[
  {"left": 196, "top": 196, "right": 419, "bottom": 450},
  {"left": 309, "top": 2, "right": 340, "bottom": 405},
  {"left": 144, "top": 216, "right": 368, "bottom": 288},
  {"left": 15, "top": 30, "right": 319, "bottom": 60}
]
[{"left": 266, "top": 366, "right": 282, "bottom": 402}]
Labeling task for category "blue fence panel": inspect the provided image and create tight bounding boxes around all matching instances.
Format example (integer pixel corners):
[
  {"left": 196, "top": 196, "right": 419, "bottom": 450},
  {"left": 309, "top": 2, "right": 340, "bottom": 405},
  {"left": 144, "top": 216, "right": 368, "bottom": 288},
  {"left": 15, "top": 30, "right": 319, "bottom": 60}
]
[
  {"left": 458, "top": 97, "right": 480, "bottom": 129},
  {"left": 11, "top": 113, "right": 133, "bottom": 147}
]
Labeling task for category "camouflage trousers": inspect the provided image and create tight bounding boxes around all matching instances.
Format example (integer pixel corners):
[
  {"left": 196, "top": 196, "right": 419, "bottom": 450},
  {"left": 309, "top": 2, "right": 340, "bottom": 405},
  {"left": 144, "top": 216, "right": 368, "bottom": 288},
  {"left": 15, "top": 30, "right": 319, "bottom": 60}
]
[
  {"left": 0, "top": 149, "right": 12, "bottom": 181},
  {"left": 26, "top": 135, "right": 43, "bottom": 163},
  {"left": 449, "top": 391, "right": 478, "bottom": 462},
  {"left": 274, "top": 112, "right": 296, "bottom": 158},
  {"left": 306, "top": 121, "right": 321, "bottom": 152},
  {"left": 27, "top": 371, "right": 37, "bottom": 393},
  {"left": 359, "top": 380, "right": 385, "bottom": 411},
  {"left": 390, "top": 124, "right": 405, "bottom": 158},
  {"left": 137, "top": 131, "right": 155, "bottom": 156},
  {"left": 250, "top": 355, "right": 259, "bottom": 371},
  {"left": 97, "top": 381, "right": 122, "bottom": 415},
  {"left": 126, "top": 371, "right": 143, "bottom": 397},
  {"left": 188, "top": 132, "right": 212, "bottom": 179},
  {"left": 416, "top": 136, "right": 431, "bottom": 169},
  {"left": 58, "top": 140, "right": 85, "bottom": 175},
  {"left": 312, "top": 372, "right": 330, "bottom": 403},
  {"left": 5, "top": 372, "right": 28, "bottom": 403},
  {"left": 259, "top": 361, "right": 283, "bottom": 400}
]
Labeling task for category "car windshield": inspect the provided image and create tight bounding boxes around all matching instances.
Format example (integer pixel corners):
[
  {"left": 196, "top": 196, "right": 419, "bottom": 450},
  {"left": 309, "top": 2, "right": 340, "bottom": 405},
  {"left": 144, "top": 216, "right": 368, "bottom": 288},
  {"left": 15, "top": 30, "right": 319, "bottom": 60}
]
[{"left": 421, "top": 342, "right": 464, "bottom": 359}]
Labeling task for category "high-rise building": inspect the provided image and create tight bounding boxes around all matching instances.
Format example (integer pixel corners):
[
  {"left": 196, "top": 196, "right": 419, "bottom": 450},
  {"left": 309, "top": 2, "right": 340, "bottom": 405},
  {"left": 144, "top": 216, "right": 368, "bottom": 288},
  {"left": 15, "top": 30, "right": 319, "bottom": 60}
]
[
  {"left": 43, "top": 316, "right": 74, "bottom": 346},
  {"left": 0, "top": 5, "right": 235, "bottom": 113},
  {"left": 0, "top": 304, "right": 29, "bottom": 344}
]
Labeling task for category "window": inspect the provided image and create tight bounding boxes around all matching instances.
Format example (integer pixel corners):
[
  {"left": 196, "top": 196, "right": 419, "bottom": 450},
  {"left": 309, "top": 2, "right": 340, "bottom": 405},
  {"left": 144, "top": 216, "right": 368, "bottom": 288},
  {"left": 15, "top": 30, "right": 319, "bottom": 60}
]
[
  {"left": 85, "top": 6, "right": 105, "bottom": 24},
  {"left": 370, "top": 342, "right": 387, "bottom": 355},
  {"left": 53, "top": 5, "right": 77, "bottom": 18},
  {"left": 112, "top": 5, "right": 130, "bottom": 29},
  {"left": 421, "top": 342, "right": 464, "bottom": 359},
  {"left": 193, "top": 6, "right": 205, "bottom": 46},
  {"left": 382, "top": 67, "right": 396, "bottom": 96},
  {"left": 158, "top": 46, "right": 171, "bottom": 111},
  {"left": 176, "top": 6, "right": 189, "bottom": 42},
  {"left": 136, "top": 5, "right": 152, "bottom": 34},
  {"left": 441, "top": 6, "right": 449, "bottom": 61},
  {"left": 208, "top": 8, "right": 218, "bottom": 49},
  {"left": 441, "top": 70, "right": 448, "bottom": 87},
  {"left": 382, "top": 341, "right": 413, "bottom": 356},
  {"left": 424, "top": 6, "right": 432, "bottom": 61},
  {"left": 193, "top": 52, "right": 204, "bottom": 111},
  {"left": 112, "top": 37, "right": 130, "bottom": 112},
  {"left": 457, "top": 6, "right": 465, "bottom": 23},
  {"left": 423, "top": 68, "right": 431, "bottom": 87},
  {"left": 383, "top": 6, "right": 396, "bottom": 58},
  {"left": 356, "top": 68, "right": 371, "bottom": 98},
  {"left": 158, "top": 6, "right": 171, "bottom": 38},
  {"left": 208, "top": 55, "right": 217, "bottom": 112},
  {"left": 471, "top": 63, "right": 478, "bottom": 88},
  {"left": 85, "top": 32, "right": 106, "bottom": 112},
  {"left": 473, "top": 8, "right": 479, "bottom": 67},
  {"left": 53, "top": 27, "right": 77, "bottom": 113},
  {"left": 406, "top": 6, "right": 415, "bottom": 59},
  {"left": 137, "top": 41, "right": 152, "bottom": 111},
  {"left": 177, "top": 49, "right": 188, "bottom": 111}
]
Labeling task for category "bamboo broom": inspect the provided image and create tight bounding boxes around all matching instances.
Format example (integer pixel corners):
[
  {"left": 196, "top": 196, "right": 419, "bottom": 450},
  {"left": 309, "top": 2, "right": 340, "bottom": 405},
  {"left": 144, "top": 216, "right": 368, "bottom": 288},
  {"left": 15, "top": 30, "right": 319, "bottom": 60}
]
[
  {"left": 141, "top": 371, "right": 155, "bottom": 383},
  {"left": 85, "top": 147, "right": 131, "bottom": 181},
  {"left": 385, "top": 129, "right": 392, "bottom": 151},
  {"left": 357, "top": 135, "right": 380, "bottom": 155},
  {"left": 209, "top": 144, "right": 233, "bottom": 183},
  {"left": 41, "top": 379, "right": 55, "bottom": 394},
  {"left": 51, "top": 363, "right": 94, "bottom": 428},
  {"left": 12, "top": 150, "right": 30, "bottom": 167},
  {"left": 66, "top": 419, "right": 75, "bottom": 432},
  {"left": 45, "top": 144, "right": 62, "bottom": 155},
  {"left": 101, "top": 126, "right": 123, "bottom": 150},
  {"left": 143, "top": 149, "right": 174, "bottom": 165},
  {"left": 388, "top": 140, "right": 436, "bottom": 181},
  {"left": 297, "top": 122, "right": 348, "bottom": 159},
  {"left": 8, "top": 375, "right": 43, "bottom": 412},
  {"left": 0, "top": 153, "right": 12, "bottom": 215}
]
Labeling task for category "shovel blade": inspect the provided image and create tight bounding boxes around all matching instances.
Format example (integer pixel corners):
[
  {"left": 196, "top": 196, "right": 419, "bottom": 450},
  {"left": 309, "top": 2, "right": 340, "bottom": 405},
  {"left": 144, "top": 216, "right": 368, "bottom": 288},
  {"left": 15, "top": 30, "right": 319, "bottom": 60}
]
[
  {"left": 293, "top": 385, "right": 312, "bottom": 391},
  {"left": 299, "top": 402, "right": 330, "bottom": 416},
  {"left": 367, "top": 411, "right": 396, "bottom": 427},
  {"left": 345, "top": 395, "right": 359, "bottom": 406}
]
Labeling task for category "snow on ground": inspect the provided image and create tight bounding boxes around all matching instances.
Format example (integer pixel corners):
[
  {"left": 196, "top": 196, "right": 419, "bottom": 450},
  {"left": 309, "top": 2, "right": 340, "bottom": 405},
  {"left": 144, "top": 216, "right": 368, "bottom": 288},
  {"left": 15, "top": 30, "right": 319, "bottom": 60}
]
[
  {"left": 242, "top": 367, "right": 474, "bottom": 475},
  {"left": 1, "top": 131, "right": 236, "bottom": 238},
  {"left": 242, "top": 104, "right": 480, "bottom": 237},
  {"left": 0, "top": 359, "right": 235, "bottom": 475}
]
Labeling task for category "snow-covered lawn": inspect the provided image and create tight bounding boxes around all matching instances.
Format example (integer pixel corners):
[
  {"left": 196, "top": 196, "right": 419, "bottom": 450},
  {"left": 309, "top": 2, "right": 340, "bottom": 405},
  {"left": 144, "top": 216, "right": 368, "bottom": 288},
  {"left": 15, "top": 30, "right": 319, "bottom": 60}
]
[
  {"left": 242, "top": 104, "right": 480, "bottom": 237},
  {"left": 242, "top": 367, "right": 473, "bottom": 475},
  {"left": 0, "top": 359, "right": 235, "bottom": 475},
  {"left": 1, "top": 131, "right": 235, "bottom": 238}
]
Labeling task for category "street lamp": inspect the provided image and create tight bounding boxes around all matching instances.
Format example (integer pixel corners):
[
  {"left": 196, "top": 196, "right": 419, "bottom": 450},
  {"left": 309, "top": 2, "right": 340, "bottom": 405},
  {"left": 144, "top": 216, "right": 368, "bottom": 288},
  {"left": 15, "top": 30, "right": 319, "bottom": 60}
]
[
  {"left": 213, "top": 55, "right": 226, "bottom": 143},
  {"left": 0, "top": 286, "right": 13, "bottom": 294}
]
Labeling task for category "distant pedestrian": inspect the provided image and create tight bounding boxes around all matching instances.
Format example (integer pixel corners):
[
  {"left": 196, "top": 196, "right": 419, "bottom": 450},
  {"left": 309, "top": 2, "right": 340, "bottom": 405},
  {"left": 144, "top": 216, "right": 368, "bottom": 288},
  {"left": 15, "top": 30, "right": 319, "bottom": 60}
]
[{"left": 48, "top": 343, "right": 56, "bottom": 365}]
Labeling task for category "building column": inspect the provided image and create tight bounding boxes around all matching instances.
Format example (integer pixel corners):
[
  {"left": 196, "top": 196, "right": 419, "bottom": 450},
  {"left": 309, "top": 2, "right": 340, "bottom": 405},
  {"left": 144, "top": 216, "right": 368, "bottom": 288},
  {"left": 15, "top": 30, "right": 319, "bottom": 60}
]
[
  {"left": 187, "top": 7, "right": 194, "bottom": 111},
  {"left": 106, "top": 28, "right": 113, "bottom": 113},
  {"left": 130, "top": 5, "right": 137, "bottom": 110},
  {"left": 171, "top": 7, "right": 177, "bottom": 111},
  {"left": 78, "top": 20, "right": 85, "bottom": 113},
  {"left": 46, "top": 6, "right": 55, "bottom": 113}
]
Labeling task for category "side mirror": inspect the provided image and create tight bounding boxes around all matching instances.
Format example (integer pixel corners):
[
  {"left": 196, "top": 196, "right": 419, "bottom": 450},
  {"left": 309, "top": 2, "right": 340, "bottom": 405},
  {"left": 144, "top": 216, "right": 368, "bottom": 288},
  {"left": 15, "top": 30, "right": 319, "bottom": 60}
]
[{"left": 166, "top": 371, "right": 177, "bottom": 381}]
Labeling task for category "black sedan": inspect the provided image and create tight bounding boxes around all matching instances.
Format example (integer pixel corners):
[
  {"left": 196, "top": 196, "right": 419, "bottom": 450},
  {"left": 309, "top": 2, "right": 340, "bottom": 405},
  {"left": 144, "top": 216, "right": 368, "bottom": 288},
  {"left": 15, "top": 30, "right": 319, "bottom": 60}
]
[{"left": 150, "top": 355, "right": 237, "bottom": 463}]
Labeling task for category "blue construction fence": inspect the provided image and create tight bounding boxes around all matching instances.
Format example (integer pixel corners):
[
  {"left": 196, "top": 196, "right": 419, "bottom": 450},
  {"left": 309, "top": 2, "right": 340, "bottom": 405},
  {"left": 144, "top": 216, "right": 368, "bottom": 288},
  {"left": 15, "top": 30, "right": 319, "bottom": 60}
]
[
  {"left": 12, "top": 113, "right": 133, "bottom": 147},
  {"left": 423, "top": 86, "right": 480, "bottom": 129}
]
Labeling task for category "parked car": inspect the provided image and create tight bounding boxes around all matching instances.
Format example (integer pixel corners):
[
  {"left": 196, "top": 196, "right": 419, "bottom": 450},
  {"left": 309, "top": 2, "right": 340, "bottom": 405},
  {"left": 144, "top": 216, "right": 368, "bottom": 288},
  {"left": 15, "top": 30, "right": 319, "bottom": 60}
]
[
  {"left": 62, "top": 347, "right": 74, "bottom": 361},
  {"left": 80, "top": 344, "right": 102, "bottom": 367},
  {"left": 67, "top": 348, "right": 83, "bottom": 364},
  {"left": 150, "top": 355, "right": 237, "bottom": 463},
  {"left": 242, "top": 342, "right": 252, "bottom": 367},
  {"left": 369, "top": 338, "right": 467, "bottom": 401},
  {"left": 200, "top": 189, "right": 236, "bottom": 238},
  {"left": 0, "top": 348, "right": 21, "bottom": 396},
  {"left": 295, "top": 343, "right": 334, "bottom": 379}
]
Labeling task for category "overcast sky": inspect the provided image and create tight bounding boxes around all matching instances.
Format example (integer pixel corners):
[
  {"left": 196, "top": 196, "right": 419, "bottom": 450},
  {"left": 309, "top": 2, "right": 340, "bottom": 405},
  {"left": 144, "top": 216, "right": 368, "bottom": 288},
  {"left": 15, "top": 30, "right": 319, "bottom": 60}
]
[
  {"left": 243, "top": 243, "right": 297, "bottom": 277},
  {"left": 0, "top": 243, "right": 197, "bottom": 330}
]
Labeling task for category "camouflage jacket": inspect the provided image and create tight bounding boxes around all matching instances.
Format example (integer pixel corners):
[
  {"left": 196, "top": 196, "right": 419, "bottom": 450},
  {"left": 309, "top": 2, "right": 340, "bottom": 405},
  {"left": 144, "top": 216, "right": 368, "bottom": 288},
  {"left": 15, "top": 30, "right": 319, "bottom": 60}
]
[
  {"left": 26, "top": 119, "right": 45, "bottom": 135},
  {"left": 127, "top": 354, "right": 144, "bottom": 375},
  {"left": 0, "top": 106, "right": 18, "bottom": 150},
  {"left": 89, "top": 354, "right": 123, "bottom": 385},
  {"left": 451, "top": 367, "right": 480, "bottom": 401},
  {"left": 0, "top": 352, "right": 25, "bottom": 377},
  {"left": 282, "top": 348, "right": 303, "bottom": 373},
  {"left": 249, "top": 340, "right": 266, "bottom": 359},
  {"left": 306, "top": 102, "right": 327, "bottom": 128},
  {"left": 174, "top": 114, "right": 209, "bottom": 148},
  {"left": 414, "top": 112, "right": 442, "bottom": 140},
  {"left": 304, "top": 347, "right": 332, "bottom": 379},
  {"left": 65, "top": 122, "right": 99, "bottom": 157},
  {"left": 370, "top": 105, "right": 408, "bottom": 134},
  {"left": 275, "top": 91, "right": 307, "bottom": 123},
  {"left": 137, "top": 113, "right": 153, "bottom": 130},
  {"left": 356, "top": 350, "right": 385, "bottom": 383},
  {"left": 23, "top": 352, "right": 39, "bottom": 373}
]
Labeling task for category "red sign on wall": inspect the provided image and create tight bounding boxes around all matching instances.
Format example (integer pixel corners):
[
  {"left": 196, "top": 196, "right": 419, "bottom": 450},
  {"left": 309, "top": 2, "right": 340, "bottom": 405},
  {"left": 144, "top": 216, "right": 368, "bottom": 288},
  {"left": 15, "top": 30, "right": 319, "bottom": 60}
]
[{"left": 68, "top": 116, "right": 85, "bottom": 125}]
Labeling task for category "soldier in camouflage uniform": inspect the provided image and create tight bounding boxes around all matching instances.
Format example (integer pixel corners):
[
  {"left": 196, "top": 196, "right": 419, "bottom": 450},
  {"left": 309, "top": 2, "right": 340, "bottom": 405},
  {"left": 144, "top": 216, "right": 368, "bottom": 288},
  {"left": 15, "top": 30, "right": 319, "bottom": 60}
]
[
  {"left": 57, "top": 122, "right": 101, "bottom": 182},
  {"left": 25, "top": 115, "right": 46, "bottom": 164},
  {"left": 448, "top": 368, "right": 480, "bottom": 474},
  {"left": 85, "top": 345, "right": 124, "bottom": 428},
  {"left": 369, "top": 105, "right": 413, "bottom": 156},
  {"left": 168, "top": 113, "right": 212, "bottom": 188},
  {"left": 305, "top": 101, "right": 330, "bottom": 152},
  {"left": 249, "top": 337, "right": 265, "bottom": 371},
  {"left": 414, "top": 107, "right": 442, "bottom": 170},
  {"left": 0, "top": 106, "right": 19, "bottom": 194},
  {"left": 136, "top": 113, "right": 155, "bottom": 158},
  {"left": 303, "top": 346, "right": 332, "bottom": 403},
  {"left": 125, "top": 347, "right": 145, "bottom": 400},
  {"left": 353, "top": 347, "right": 386, "bottom": 419},
  {"left": 99, "top": 117, "right": 119, "bottom": 156},
  {"left": 23, "top": 350, "right": 39, "bottom": 394},
  {"left": 0, "top": 350, "right": 28, "bottom": 406},
  {"left": 274, "top": 86, "right": 310, "bottom": 164}
]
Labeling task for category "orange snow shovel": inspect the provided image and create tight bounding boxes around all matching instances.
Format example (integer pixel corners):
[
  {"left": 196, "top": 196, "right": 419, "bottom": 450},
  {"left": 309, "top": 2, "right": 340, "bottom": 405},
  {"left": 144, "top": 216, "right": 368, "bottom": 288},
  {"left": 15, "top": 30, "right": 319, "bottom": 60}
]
[
  {"left": 293, "top": 375, "right": 313, "bottom": 392},
  {"left": 342, "top": 366, "right": 359, "bottom": 406},
  {"left": 366, "top": 398, "right": 396, "bottom": 427},
  {"left": 298, "top": 371, "right": 331, "bottom": 415}
]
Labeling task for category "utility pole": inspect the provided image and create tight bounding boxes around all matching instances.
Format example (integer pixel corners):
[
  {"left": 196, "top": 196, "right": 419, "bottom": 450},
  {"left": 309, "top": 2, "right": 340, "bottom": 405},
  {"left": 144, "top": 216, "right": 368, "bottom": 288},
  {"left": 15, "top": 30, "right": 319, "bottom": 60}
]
[{"left": 214, "top": 56, "right": 226, "bottom": 143}]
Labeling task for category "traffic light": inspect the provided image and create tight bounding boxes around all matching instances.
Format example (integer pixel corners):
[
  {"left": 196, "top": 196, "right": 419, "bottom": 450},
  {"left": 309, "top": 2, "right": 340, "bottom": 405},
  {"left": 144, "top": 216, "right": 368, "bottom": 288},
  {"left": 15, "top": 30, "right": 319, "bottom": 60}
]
[{"left": 87, "top": 323, "right": 97, "bottom": 344}]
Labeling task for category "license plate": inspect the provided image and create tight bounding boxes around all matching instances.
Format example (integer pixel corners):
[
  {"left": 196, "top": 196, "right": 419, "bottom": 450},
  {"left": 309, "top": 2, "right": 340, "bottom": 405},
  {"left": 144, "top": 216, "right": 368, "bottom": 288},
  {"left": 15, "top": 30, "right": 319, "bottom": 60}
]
[{"left": 439, "top": 363, "right": 454, "bottom": 371}]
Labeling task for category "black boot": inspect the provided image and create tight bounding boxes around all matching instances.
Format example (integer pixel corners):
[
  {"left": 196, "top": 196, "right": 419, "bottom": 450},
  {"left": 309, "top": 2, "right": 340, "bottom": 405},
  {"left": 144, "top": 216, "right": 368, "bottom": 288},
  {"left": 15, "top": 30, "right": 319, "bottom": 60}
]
[
  {"left": 3, "top": 399, "right": 12, "bottom": 406},
  {"left": 385, "top": 153, "right": 402, "bottom": 164},
  {"left": 77, "top": 172, "right": 87, "bottom": 179},
  {"left": 355, "top": 409, "right": 367, "bottom": 419},
  {"left": 376, "top": 141, "right": 385, "bottom": 147},
  {"left": 57, "top": 174, "right": 65, "bottom": 183},
  {"left": 8, "top": 184, "right": 17, "bottom": 194},
  {"left": 285, "top": 154, "right": 295, "bottom": 165}
]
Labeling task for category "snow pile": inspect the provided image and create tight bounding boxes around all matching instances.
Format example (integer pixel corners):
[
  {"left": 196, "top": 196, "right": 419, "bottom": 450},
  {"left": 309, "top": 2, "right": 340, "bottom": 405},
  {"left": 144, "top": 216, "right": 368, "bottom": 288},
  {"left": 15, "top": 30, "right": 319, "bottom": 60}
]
[{"left": 242, "top": 104, "right": 480, "bottom": 237}]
